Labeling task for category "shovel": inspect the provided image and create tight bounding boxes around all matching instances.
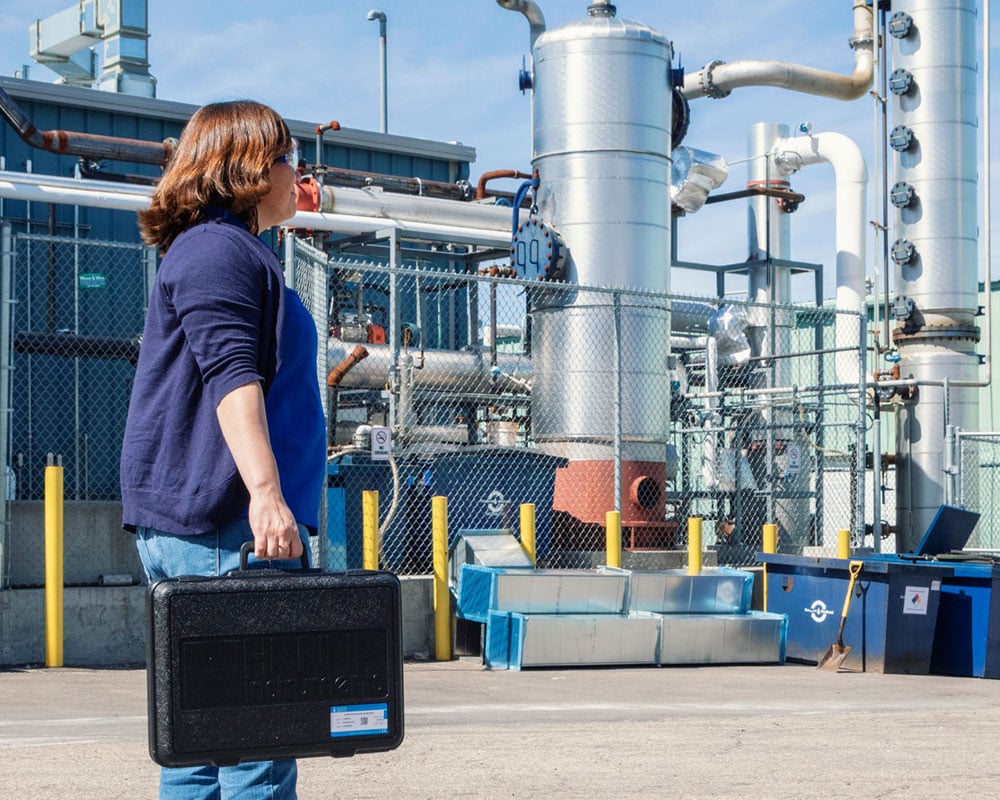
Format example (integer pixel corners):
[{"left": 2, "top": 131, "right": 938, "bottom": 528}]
[{"left": 817, "top": 559, "right": 863, "bottom": 671}]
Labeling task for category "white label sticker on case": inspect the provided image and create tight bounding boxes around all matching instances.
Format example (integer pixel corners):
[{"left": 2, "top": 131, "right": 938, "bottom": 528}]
[{"left": 330, "top": 703, "right": 389, "bottom": 737}]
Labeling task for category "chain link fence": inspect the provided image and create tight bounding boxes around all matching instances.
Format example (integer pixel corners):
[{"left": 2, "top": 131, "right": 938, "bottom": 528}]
[
  {"left": 320, "top": 240, "right": 869, "bottom": 573},
  {"left": 0, "top": 228, "right": 869, "bottom": 578},
  {"left": 7, "top": 232, "right": 152, "bottom": 501},
  {"left": 957, "top": 432, "right": 1000, "bottom": 549}
]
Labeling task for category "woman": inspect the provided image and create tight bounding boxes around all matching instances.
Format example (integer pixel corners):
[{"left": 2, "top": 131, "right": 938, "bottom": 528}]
[{"left": 121, "top": 100, "right": 326, "bottom": 799}]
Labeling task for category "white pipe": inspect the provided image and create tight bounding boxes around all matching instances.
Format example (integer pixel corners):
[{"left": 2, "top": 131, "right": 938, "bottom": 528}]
[
  {"left": 320, "top": 185, "right": 512, "bottom": 232},
  {"left": 771, "top": 131, "right": 867, "bottom": 385},
  {"left": 0, "top": 170, "right": 513, "bottom": 244},
  {"left": 682, "top": 1, "right": 873, "bottom": 102}
]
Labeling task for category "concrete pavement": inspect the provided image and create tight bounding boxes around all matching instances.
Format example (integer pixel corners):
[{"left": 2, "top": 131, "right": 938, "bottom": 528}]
[{"left": 2, "top": 659, "right": 999, "bottom": 799}]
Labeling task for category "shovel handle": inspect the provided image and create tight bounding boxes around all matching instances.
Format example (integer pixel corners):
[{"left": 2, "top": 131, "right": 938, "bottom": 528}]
[{"left": 839, "top": 560, "right": 864, "bottom": 618}]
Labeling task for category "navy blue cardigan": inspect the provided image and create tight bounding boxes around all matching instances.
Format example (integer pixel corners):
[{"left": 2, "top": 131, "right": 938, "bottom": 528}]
[{"left": 120, "top": 219, "right": 285, "bottom": 535}]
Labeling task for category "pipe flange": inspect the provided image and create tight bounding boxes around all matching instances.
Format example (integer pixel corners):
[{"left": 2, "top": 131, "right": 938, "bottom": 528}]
[
  {"left": 888, "top": 12, "right": 914, "bottom": 39},
  {"left": 701, "top": 60, "right": 731, "bottom": 99},
  {"left": 848, "top": 33, "right": 875, "bottom": 50},
  {"left": 892, "top": 323, "right": 982, "bottom": 345}
]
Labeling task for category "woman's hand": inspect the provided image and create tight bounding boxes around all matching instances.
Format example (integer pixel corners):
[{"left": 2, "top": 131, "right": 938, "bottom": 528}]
[
  {"left": 216, "top": 381, "right": 302, "bottom": 560},
  {"left": 247, "top": 485, "right": 303, "bottom": 559}
]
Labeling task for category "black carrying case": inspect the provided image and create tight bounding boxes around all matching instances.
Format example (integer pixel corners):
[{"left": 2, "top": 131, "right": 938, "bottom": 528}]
[{"left": 146, "top": 543, "right": 404, "bottom": 767}]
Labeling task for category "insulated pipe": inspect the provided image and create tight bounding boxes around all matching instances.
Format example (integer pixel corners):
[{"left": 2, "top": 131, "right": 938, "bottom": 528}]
[
  {"left": 771, "top": 131, "right": 868, "bottom": 386},
  {"left": 0, "top": 171, "right": 513, "bottom": 244},
  {"left": 682, "top": 1, "right": 874, "bottom": 102},
  {"left": 495, "top": 0, "right": 546, "bottom": 48},
  {"left": 0, "top": 84, "right": 171, "bottom": 165},
  {"left": 328, "top": 339, "right": 531, "bottom": 394},
  {"left": 320, "top": 185, "right": 511, "bottom": 233}
]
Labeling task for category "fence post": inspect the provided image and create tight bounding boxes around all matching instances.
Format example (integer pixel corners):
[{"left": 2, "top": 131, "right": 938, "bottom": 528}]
[
  {"left": 432, "top": 495, "right": 451, "bottom": 661},
  {"left": 0, "top": 223, "right": 11, "bottom": 589},
  {"left": 362, "top": 490, "right": 379, "bottom": 570},
  {"left": 45, "top": 453, "right": 64, "bottom": 668}
]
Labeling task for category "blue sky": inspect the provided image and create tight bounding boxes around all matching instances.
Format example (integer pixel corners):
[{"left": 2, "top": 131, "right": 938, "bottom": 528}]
[{"left": 1, "top": 0, "right": 997, "bottom": 301}]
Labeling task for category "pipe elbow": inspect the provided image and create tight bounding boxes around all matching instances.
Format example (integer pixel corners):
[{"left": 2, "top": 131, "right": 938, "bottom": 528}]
[{"left": 496, "top": 0, "right": 546, "bottom": 46}]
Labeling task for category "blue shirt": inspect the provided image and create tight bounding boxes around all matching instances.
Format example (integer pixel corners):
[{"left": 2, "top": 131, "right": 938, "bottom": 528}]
[{"left": 266, "top": 289, "right": 326, "bottom": 530}]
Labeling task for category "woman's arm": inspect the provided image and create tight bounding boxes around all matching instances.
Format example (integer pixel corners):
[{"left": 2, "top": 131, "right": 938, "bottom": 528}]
[{"left": 216, "top": 381, "right": 303, "bottom": 559}]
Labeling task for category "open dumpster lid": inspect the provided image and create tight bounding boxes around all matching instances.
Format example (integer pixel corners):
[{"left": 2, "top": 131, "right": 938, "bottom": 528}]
[{"left": 913, "top": 505, "right": 980, "bottom": 556}]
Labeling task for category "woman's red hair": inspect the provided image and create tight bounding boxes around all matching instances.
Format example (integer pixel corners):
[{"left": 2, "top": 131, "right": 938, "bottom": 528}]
[{"left": 139, "top": 100, "right": 293, "bottom": 253}]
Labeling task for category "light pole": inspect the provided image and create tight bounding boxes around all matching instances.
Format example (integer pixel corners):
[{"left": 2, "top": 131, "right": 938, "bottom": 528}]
[{"left": 366, "top": 9, "right": 388, "bottom": 133}]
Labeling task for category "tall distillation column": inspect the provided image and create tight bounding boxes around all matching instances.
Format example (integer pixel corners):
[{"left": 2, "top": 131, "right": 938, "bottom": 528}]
[
  {"left": 520, "top": 2, "right": 674, "bottom": 545},
  {"left": 890, "top": 0, "right": 980, "bottom": 550}
]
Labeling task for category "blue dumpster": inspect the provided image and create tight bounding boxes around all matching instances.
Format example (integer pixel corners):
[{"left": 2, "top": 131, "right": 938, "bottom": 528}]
[
  {"left": 759, "top": 554, "right": 947, "bottom": 674},
  {"left": 327, "top": 446, "right": 565, "bottom": 572}
]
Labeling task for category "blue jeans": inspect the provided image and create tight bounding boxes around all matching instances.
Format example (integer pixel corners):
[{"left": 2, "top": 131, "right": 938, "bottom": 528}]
[{"left": 137, "top": 518, "right": 310, "bottom": 800}]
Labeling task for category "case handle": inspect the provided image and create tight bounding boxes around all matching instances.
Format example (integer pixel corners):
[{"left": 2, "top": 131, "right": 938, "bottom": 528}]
[{"left": 239, "top": 540, "right": 310, "bottom": 572}]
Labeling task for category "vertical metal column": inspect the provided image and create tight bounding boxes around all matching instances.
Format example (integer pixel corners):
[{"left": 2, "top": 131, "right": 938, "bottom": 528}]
[{"left": 0, "top": 224, "right": 12, "bottom": 588}]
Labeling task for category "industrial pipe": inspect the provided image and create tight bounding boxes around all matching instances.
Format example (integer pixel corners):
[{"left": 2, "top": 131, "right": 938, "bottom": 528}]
[
  {"left": 0, "top": 170, "right": 512, "bottom": 245},
  {"left": 314, "top": 120, "right": 341, "bottom": 168},
  {"left": 0, "top": 84, "right": 171, "bottom": 165},
  {"left": 495, "top": 0, "right": 546, "bottom": 48},
  {"left": 366, "top": 10, "right": 389, "bottom": 133},
  {"left": 328, "top": 344, "right": 370, "bottom": 387},
  {"left": 682, "top": 1, "right": 873, "bottom": 102},
  {"left": 476, "top": 169, "right": 531, "bottom": 200},
  {"left": 771, "top": 131, "right": 868, "bottom": 386}
]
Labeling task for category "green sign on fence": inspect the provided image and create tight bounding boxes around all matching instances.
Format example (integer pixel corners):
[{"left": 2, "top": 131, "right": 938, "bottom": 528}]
[{"left": 79, "top": 273, "right": 107, "bottom": 289}]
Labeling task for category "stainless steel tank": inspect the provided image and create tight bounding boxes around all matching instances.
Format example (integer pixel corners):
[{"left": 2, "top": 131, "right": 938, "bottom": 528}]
[
  {"left": 891, "top": 0, "right": 980, "bottom": 550},
  {"left": 529, "top": 5, "right": 672, "bottom": 458}
]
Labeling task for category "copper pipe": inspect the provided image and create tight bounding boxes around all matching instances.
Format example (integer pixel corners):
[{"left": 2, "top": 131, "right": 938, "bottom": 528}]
[
  {"left": 1, "top": 84, "right": 171, "bottom": 166},
  {"left": 476, "top": 169, "right": 531, "bottom": 200},
  {"left": 328, "top": 344, "right": 370, "bottom": 387}
]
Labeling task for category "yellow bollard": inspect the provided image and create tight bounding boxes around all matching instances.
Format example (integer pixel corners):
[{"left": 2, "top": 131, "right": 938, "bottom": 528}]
[
  {"left": 762, "top": 523, "right": 778, "bottom": 554},
  {"left": 762, "top": 523, "right": 778, "bottom": 613},
  {"left": 837, "top": 529, "right": 851, "bottom": 559},
  {"left": 520, "top": 503, "right": 537, "bottom": 566},
  {"left": 362, "top": 490, "right": 379, "bottom": 571},
  {"left": 605, "top": 510, "right": 622, "bottom": 568},
  {"left": 44, "top": 453, "right": 64, "bottom": 668},
  {"left": 687, "top": 517, "right": 703, "bottom": 576},
  {"left": 432, "top": 495, "right": 452, "bottom": 661}
]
